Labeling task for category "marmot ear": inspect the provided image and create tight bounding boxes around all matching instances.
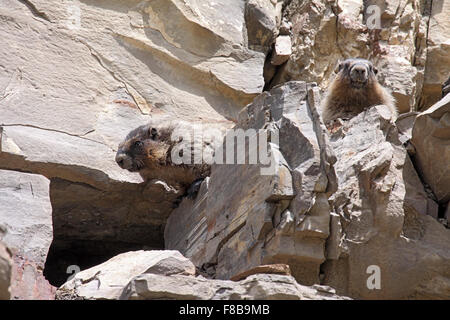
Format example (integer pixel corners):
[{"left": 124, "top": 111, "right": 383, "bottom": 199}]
[
  {"left": 149, "top": 127, "right": 158, "bottom": 140},
  {"left": 373, "top": 66, "right": 378, "bottom": 75}
]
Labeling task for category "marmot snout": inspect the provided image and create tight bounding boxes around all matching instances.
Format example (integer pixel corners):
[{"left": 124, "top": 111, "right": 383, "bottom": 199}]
[
  {"left": 321, "top": 58, "right": 397, "bottom": 123},
  {"left": 116, "top": 124, "right": 172, "bottom": 173}
]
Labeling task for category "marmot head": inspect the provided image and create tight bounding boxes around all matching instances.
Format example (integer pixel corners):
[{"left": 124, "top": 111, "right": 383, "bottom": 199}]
[
  {"left": 336, "top": 58, "right": 378, "bottom": 89},
  {"left": 115, "top": 124, "right": 173, "bottom": 172}
]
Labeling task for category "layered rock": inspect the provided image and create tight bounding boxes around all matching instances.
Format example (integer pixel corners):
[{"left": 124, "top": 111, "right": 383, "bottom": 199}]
[
  {"left": 56, "top": 249, "right": 349, "bottom": 300},
  {"left": 121, "top": 273, "right": 348, "bottom": 300},
  {"left": 165, "top": 81, "right": 337, "bottom": 285},
  {"left": 410, "top": 93, "right": 450, "bottom": 205},
  {"left": 322, "top": 105, "right": 450, "bottom": 299},
  {"left": 0, "top": 0, "right": 273, "bottom": 126},
  {"left": 56, "top": 250, "right": 195, "bottom": 300},
  {"left": 0, "top": 124, "right": 178, "bottom": 287},
  {"left": 0, "top": 170, "right": 55, "bottom": 299},
  {"left": 165, "top": 81, "right": 450, "bottom": 299}
]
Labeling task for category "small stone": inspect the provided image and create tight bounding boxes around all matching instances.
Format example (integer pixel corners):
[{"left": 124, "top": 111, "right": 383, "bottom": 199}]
[{"left": 270, "top": 35, "right": 292, "bottom": 65}]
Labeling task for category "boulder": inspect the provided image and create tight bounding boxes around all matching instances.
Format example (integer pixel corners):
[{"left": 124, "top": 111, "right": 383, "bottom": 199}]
[
  {"left": 411, "top": 94, "right": 450, "bottom": 204},
  {"left": 0, "top": 125, "right": 179, "bottom": 287},
  {"left": 56, "top": 249, "right": 349, "bottom": 300},
  {"left": 245, "top": 0, "right": 278, "bottom": 50},
  {"left": 271, "top": 35, "right": 292, "bottom": 66},
  {"left": 443, "top": 76, "right": 450, "bottom": 97},
  {"left": 0, "top": 170, "right": 55, "bottom": 299},
  {"left": 56, "top": 250, "right": 195, "bottom": 300},
  {"left": 165, "top": 82, "right": 450, "bottom": 299},
  {"left": 322, "top": 105, "right": 450, "bottom": 299},
  {"left": 120, "top": 273, "right": 349, "bottom": 300},
  {"left": 421, "top": 0, "right": 450, "bottom": 109}
]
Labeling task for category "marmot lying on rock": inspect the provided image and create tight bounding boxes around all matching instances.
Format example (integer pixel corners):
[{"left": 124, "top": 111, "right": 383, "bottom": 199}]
[
  {"left": 116, "top": 121, "right": 227, "bottom": 199},
  {"left": 321, "top": 58, "right": 397, "bottom": 123}
]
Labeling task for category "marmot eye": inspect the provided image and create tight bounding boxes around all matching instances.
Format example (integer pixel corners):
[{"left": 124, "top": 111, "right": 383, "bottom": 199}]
[
  {"left": 134, "top": 141, "right": 143, "bottom": 148},
  {"left": 150, "top": 128, "right": 158, "bottom": 140}
]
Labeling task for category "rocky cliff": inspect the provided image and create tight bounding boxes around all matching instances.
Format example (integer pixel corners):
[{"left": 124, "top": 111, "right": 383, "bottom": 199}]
[{"left": 0, "top": 0, "right": 449, "bottom": 300}]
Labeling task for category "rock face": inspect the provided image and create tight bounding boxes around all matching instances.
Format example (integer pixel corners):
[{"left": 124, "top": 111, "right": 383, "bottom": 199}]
[
  {"left": 56, "top": 250, "right": 349, "bottom": 300},
  {"left": 121, "top": 273, "right": 348, "bottom": 300},
  {"left": 0, "top": 0, "right": 269, "bottom": 125},
  {"left": 0, "top": 242, "right": 12, "bottom": 300},
  {"left": 165, "top": 81, "right": 337, "bottom": 285},
  {"left": 269, "top": 0, "right": 449, "bottom": 114},
  {"left": 410, "top": 94, "right": 450, "bottom": 204},
  {"left": 323, "top": 105, "right": 450, "bottom": 299},
  {"left": 271, "top": 35, "right": 292, "bottom": 66},
  {"left": 0, "top": 170, "right": 55, "bottom": 299},
  {"left": 165, "top": 81, "right": 450, "bottom": 299}
]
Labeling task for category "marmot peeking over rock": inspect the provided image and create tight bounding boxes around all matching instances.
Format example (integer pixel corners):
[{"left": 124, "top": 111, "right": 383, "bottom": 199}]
[
  {"left": 320, "top": 58, "right": 397, "bottom": 123},
  {"left": 115, "top": 121, "right": 227, "bottom": 198}
]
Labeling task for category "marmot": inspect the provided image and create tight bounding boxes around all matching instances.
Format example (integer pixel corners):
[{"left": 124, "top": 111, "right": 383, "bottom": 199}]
[
  {"left": 320, "top": 58, "right": 397, "bottom": 123},
  {"left": 115, "top": 121, "right": 227, "bottom": 198}
]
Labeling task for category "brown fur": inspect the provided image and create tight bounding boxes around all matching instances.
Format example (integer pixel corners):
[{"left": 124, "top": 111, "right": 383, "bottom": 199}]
[
  {"left": 321, "top": 58, "right": 397, "bottom": 123},
  {"left": 116, "top": 121, "right": 224, "bottom": 194}
]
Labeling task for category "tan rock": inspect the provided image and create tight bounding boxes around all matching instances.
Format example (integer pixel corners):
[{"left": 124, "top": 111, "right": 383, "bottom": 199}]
[
  {"left": 0, "top": 170, "right": 55, "bottom": 300},
  {"left": 411, "top": 94, "right": 450, "bottom": 203},
  {"left": 56, "top": 250, "right": 196, "bottom": 300},
  {"left": 165, "top": 82, "right": 337, "bottom": 285},
  {"left": 245, "top": 0, "right": 278, "bottom": 50},
  {"left": 230, "top": 264, "right": 291, "bottom": 281},
  {"left": 120, "top": 273, "right": 350, "bottom": 300},
  {"left": 271, "top": 35, "right": 292, "bottom": 65},
  {"left": 443, "top": 76, "right": 450, "bottom": 97},
  {"left": 0, "top": 1, "right": 275, "bottom": 290},
  {"left": 322, "top": 105, "right": 450, "bottom": 299},
  {"left": 395, "top": 112, "right": 419, "bottom": 144}
]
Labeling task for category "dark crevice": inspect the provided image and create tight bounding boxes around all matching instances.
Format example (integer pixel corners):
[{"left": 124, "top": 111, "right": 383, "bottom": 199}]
[
  {"left": 438, "top": 203, "right": 447, "bottom": 220},
  {"left": 44, "top": 240, "right": 159, "bottom": 287},
  {"left": 43, "top": 177, "right": 170, "bottom": 287},
  {"left": 416, "top": 0, "right": 433, "bottom": 111},
  {"left": 406, "top": 150, "right": 447, "bottom": 228},
  {"left": 18, "top": 0, "right": 51, "bottom": 22}
]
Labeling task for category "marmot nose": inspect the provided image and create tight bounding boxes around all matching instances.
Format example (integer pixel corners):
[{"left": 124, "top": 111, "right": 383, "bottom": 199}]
[{"left": 353, "top": 66, "right": 366, "bottom": 76}]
